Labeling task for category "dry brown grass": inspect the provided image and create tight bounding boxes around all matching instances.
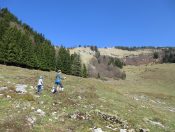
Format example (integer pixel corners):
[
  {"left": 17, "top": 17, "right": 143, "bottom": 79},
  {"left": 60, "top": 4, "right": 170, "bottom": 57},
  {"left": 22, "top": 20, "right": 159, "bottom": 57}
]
[
  {"left": 69, "top": 47, "right": 154, "bottom": 64},
  {"left": 0, "top": 114, "right": 31, "bottom": 132}
]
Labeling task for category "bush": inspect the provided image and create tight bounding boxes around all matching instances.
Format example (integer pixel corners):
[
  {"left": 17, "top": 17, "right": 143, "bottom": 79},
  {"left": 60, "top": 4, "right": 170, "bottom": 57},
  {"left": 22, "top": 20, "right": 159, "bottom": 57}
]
[
  {"left": 153, "top": 52, "right": 159, "bottom": 59},
  {"left": 95, "top": 51, "right": 100, "bottom": 58},
  {"left": 163, "top": 48, "right": 175, "bottom": 63},
  {"left": 121, "top": 72, "right": 126, "bottom": 80},
  {"left": 90, "top": 46, "right": 98, "bottom": 52},
  {"left": 97, "top": 73, "right": 100, "bottom": 79},
  {"left": 0, "top": 114, "right": 30, "bottom": 132},
  {"left": 108, "top": 57, "right": 124, "bottom": 69},
  {"left": 114, "top": 46, "right": 158, "bottom": 51},
  {"left": 114, "top": 58, "right": 124, "bottom": 69}
]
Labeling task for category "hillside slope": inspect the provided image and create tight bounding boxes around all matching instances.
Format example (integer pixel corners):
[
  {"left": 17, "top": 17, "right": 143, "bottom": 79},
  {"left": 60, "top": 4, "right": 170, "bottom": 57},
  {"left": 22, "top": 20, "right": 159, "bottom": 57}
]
[
  {"left": 0, "top": 64, "right": 175, "bottom": 131},
  {"left": 69, "top": 47, "right": 154, "bottom": 59},
  {"left": 69, "top": 47, "right": 163, "bottom": 67},
  {"left": 0, "top": 8, "right": 56, "bottom": 71}
]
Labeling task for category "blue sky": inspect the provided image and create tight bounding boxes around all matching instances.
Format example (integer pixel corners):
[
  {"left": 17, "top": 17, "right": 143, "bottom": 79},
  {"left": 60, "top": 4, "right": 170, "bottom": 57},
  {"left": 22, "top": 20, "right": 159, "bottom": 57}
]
[{"left": 1, "top": 0, "right": 175, "bottom": 47}]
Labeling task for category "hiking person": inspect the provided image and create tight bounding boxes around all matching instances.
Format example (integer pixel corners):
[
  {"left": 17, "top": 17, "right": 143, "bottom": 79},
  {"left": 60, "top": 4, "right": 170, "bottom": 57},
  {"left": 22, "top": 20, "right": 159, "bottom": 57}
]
[
  {"left": 54, "top": 70, "right": 66, "bottom": 93},
  {"left": 37, "top": 76, "right": 43, "bottom": 94}
]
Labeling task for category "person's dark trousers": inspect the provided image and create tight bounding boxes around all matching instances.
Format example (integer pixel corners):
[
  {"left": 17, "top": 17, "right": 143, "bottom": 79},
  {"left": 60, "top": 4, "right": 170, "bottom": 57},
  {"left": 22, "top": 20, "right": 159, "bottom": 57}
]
[
  {"left": 37, "top": 85, "right": 42, "bottom": 94},
  {"left": 59, "top": 82, "right": 63, "bottom": 88},
  {"left": 55, "top": 82, "right": 63, "bottom": 89}
]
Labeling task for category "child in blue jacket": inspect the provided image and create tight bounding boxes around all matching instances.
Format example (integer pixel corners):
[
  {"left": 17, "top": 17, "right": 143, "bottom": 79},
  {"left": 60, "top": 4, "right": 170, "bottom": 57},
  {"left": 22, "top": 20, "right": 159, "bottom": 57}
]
[{"left": 53, "top": 70, "right": 66, "bottom": 93}]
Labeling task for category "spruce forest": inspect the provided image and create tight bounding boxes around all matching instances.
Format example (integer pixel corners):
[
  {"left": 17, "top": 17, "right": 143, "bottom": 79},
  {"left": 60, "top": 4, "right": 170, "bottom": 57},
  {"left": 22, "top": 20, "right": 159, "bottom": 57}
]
[{"left": 0, "top": 8, "right": 87, "bottom": 77}]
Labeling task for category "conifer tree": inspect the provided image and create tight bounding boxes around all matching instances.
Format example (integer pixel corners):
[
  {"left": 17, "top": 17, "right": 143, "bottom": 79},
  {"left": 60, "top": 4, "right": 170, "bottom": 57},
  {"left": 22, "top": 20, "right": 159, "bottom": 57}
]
[
  {"left": 47, "top": 45, "right": 56, "bottom": 70},
  {"left": 0, "top": 8, "right": 79, "bottom": 71},
  {"left": 0, "top": 19, "right": 9, "bottom": 40},
  {"left": 97, "top": 73, "right": 100, "bottom": 79},
  {"left": 1, "top": 27, "right": 21, "bottom": 64},
  {"left": 82, "top": 64, "right": 88, "bottom": 78},
  {"left": 64, "top": 49, "right": 71, "bottom": 74},
  {"left": 71, "top": 53, "right": 81, "bottom": 76},
  {"left": 56, "top": 46, "right": 71, "bottom": 74},
  {"left": 0, "top": 41, "right": 5, "bottom": 63},
  {"left": 19, "top": 33, "right": 33, "bottom": 67}
]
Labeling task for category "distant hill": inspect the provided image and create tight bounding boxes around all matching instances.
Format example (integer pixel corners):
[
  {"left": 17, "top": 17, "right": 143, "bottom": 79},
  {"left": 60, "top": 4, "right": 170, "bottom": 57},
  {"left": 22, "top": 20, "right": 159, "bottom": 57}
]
[
  {"left": 69, "top": 46, "right": 175, "bottom": 78},
  {"left": 69, "top": 47, "right": 156, "bottom": 64},
  {"left": 69, "top": 46, "right": 175, "bottom": 66}
]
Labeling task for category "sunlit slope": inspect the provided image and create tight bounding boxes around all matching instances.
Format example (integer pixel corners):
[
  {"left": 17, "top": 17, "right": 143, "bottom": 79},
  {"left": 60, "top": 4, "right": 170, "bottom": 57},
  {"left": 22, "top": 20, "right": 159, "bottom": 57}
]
[{"left": 0, "top": 64, "right": 175, "bottom": 131}]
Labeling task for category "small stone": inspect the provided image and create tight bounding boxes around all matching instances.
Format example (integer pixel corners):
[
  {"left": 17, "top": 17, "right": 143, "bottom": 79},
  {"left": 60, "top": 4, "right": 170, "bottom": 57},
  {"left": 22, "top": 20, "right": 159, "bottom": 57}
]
[
  {"left": 70, "top": 114, "right": 77, "bottom": 119},
  {"left": 36, "top": 109, "right": 45, "bottom": 116},
  {"left": 52, "top": 112, "right": 57, "bottom": 116},
  {"left": 128, "top": 129, "right": 136, "bottom": 132},
  {"left": 54, "top": 117, "right": 58, "bottom": 120},
  {"left": 23, "top": 107, "right": 27, "bottom": 110},
  {"left": 0, "top": 87, "right": 8, "bottom": 91},
  {"left": 27, "top": 116, "right": 36, "bottom": 125},
  {"left": 7, "top": 95, "right": 11, "bottom": 98},
  {"left": 139, "top": 128, "right": 150, "bottom": 132},
  {"left": 92, "top": 128, "right": 103, "bottom": 132},
  {"left": 31, "top": 107, "right": 35, "bottom": 110},
  {"left": 59, "top": 118, "right": 64, "bottom": 122},
  {"left": 58, "top": 101, "right": 62, "bottom": 104},
  {"left": 30, "top": 86, "right": 34, "bottom": 89},
  {"left": 83, "top": 105, "right": 87, "bottom": 108},
  {"left": 120, "top": 129, "right": 127, "bottom": 132},
  {"left": 16, "top": 104, "right": 20, "bottom": 108},
  {"left": 78, "top": 96, "right": 82, "bottom": 99},
  {"left": 15, "top": 84, "right": 27, "bottom": 93}
]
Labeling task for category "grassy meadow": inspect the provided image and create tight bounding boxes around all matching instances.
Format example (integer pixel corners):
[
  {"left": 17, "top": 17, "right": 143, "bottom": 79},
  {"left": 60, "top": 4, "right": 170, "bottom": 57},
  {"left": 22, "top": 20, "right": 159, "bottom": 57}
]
[{"left": 0, "top": 64, "right": 175, "bottom": 132}]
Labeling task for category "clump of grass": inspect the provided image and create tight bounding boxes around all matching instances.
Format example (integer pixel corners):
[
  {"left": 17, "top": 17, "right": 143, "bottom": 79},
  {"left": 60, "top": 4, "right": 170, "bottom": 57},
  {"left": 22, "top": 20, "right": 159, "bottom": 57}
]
[
  {"left": 3, "top": 92, "right": 35, "bottom": 101},
  {"left": 83, "top": 91, "right": 98, "bottom": 99},
  {"left": 0, "top": 114, "right": 31, "bottom": 132},
  {"left": 152, "top": 117, "right": 162, "bottom": 123},
  {"left": 58, "top": 92, "right": 77, "bottom": 106},
  {"left": 8, "top": 86, "right": 16, "bottom": 91},
  {"left": 21, "top": 93, "right": 35, "bottom": 101}
]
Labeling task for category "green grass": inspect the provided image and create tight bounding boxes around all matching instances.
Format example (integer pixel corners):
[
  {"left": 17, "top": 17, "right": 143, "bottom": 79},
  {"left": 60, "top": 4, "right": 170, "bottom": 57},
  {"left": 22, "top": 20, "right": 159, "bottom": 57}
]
[{"left": 0, "top": 64, "right": 175, "bottom": 132}]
